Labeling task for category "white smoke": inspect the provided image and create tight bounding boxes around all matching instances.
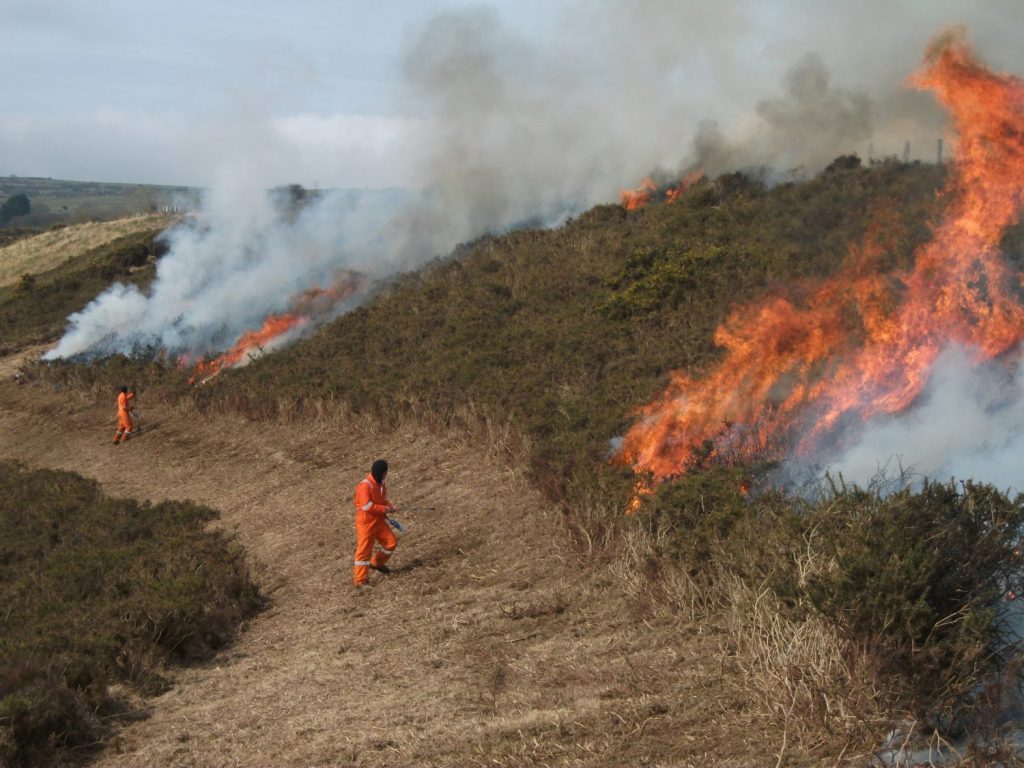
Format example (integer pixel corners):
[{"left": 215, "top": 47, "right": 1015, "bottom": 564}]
[
  {"left": 42, "top": 6, "right": 1012, "bottom": 363},
  {"left": 786, "top": 347, "right": 1024, "bottom": 494},
  {"left": 44, "top": 184, "right": 421, "bottom": 360}
]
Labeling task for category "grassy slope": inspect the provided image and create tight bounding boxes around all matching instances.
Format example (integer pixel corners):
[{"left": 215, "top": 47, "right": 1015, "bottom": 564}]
[
  {"left": 14, "top": 160, "right": 1024, "bottom": 756},
  {"left": 0, "top": 226, "right": 168, "bottom": 355},
  {"left": 0, "top": 214, "right": 174, "bottom": 287},
  {"left": 216, "top": 161, "right": 948, "bottom": 503},
  {"left": 0, "top": 376, "right": 765, "bottom": 768}
]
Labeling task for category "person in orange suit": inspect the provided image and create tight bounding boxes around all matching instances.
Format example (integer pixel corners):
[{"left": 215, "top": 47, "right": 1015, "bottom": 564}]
[
  {"left": 112, "top": 385, "right": 135, "bottom": 444},
  {"left": 353, "top": 459, "right": 398, "bottom": 590}
]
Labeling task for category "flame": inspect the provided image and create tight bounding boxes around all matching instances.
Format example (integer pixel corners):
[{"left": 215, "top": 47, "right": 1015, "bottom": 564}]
[
  {"left": 618, "top": 30, "right": 1024, "bottom": 504},
  {"left": 181, "top": 270, "right": 366, "bottom": 384},
  {"left": 186, "top": 313, "right": 308, "bottom": 385},
  {"left": 620, "top": 177, "right": 657, "bottom": 211},
  {"left": 626, "top": 478, "right": 654, "bottom": 516},
  {"left": 665, "top": 171, "right": 705, "bottom": 204},
  {"left": 620, "top": 172, "right": 704, "bottom": 211}
]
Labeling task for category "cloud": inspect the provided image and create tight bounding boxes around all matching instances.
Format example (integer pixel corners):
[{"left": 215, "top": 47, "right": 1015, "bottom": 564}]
[{"left": 0, "top": 109, "right": 420, "bottom": 188}]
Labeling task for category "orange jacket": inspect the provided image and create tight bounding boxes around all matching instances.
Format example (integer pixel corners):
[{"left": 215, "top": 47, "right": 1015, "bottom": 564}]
[
  {"left": 117, "top": 391, "right": 135, "bottom": 415},
  {"left": 354, "top": 473, "right": 391, "bottom": 517}
]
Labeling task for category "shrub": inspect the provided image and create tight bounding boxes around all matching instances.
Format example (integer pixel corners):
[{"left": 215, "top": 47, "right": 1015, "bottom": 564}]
[
  {"left": 0, "top": 194, "right": 30, "bottom": 226},
  {"left": 648, "top": 471, "right": 1024, "bottom": 727},
  {"left": 0, "top": 461, "right": 263, "bottom": 767},
  {"left": 801, "top": 479, "right": 1024, "bottom": 717}
]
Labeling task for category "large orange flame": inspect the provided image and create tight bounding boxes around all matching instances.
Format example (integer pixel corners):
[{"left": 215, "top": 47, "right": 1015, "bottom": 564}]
[
  {"left": 620, "top": 177, "right": 657, "bottom": 210},
  {"left": 181, "top": 270, "right": 366, "bottom": 384},
  {"left": 618, "top": 30, "right": 1024, "bottom": 503}
]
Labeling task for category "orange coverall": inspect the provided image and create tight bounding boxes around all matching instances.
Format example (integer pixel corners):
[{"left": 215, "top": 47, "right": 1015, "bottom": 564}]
[
  {"left": 112, "top": 391, "right": 135, "bottom": 444},
  {"left": 353, "top": 473, "right": 397, "bottom": 586}
]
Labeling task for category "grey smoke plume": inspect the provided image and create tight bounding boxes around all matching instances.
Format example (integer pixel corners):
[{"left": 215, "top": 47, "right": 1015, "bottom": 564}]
[
  {"left": 784, "top": 348, "right": 1024, "bottom": 494},
  {"left": 45, "top": 4, "right": 1016, "bottom": 364},
  {"left": 396, "top": 2, "right": 935, "bottom": 222},
  {"left": 754, "top": 53, "right": 873, "bottom": 172},
  {"left": 681, "top": 54, "right": 875, "bottom": 178}
]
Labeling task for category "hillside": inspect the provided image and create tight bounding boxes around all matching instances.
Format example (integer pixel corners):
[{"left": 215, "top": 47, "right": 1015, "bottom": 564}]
[
  {"left": 0, "top": 369, "right": 772, "bottom": 767},
  {"left": 0, "top": 220, "right": 170, "bottom": 355},
  {"left": 11, "top": 160, "right": 1024, "bottom": 764},
  {"left": 0, "top": 214, "right": 174, "bottom": 287},
  {"left": 208, "top": 160, "right": 953, "bottom": 506}
]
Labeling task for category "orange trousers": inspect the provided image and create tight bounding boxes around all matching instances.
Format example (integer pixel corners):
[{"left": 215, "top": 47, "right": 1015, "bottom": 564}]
[
  {"left": 113, "top": 411, "right": 134, "bottom": 443},
  {"left": 353, "top": 510, "right": 397, "bottom": 586}
]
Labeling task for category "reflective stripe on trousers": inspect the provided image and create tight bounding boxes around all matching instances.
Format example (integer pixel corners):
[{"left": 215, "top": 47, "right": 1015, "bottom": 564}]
[{"left": 353, "top": 511, "right": 398, "bottom": 586}]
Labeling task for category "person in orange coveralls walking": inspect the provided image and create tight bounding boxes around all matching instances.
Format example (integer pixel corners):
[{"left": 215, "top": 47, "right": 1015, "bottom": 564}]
[
  {"left": 353, "top": 459, "right": 398, "bottom": 591},
  {"left": 112, "top": 385, "right": 135, "bottom": 444}
]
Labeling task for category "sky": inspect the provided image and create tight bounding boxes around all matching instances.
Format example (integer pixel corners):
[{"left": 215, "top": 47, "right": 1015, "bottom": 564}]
[{"left": 1, "top": 1, "right": 1023, "bottom": 191}]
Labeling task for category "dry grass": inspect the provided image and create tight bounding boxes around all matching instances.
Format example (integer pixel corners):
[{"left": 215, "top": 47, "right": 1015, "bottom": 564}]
[
  {"left": 3, "top": 354, "right": 913, "bottom": 766},
  {"left": 605, "top": 514, "right": 892, "bottom": 764},
  {"left": 0, "top": 370, "right": 787, "bottom": 767},
  {"left": 0, "top": 213, "right": 174, "bottom": 286},
  {"left": 720, "top": 573, "right": 879, "bottom": 760}
]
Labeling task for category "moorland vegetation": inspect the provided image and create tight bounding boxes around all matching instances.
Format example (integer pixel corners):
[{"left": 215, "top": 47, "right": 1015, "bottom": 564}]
[
  {"left": 16, "top": 157, "right": 1024, "bottom": 759},
  {"left": 0, "top": 228, "right": 166, "bottom": 355},
  {"left": 0, "top": 461, "right": 263, "bottom": 767}
]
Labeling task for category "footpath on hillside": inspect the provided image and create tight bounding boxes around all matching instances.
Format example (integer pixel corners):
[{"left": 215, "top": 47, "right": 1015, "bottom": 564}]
[{"left": 0, "top": 354, "right": 772, "bottom": 767}]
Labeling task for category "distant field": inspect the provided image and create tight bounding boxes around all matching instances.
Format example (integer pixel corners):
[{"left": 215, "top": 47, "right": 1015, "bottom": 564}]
[{"left": 0, "top": 176, "right": 199, "bottom": 229}]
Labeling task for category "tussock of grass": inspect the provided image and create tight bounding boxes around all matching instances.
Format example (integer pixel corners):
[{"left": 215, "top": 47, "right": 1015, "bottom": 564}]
[{"left": 0, "top": 461, "right": 263, "bottom": 767}]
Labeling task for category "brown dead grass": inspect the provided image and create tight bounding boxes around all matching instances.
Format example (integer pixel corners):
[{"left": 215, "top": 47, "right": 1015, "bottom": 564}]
[
  {"left": 0, "top": 214, "right": 174, "bottom": 287},
  {"left": 0, "top": 356, "right": 872, "bottom": 767}
]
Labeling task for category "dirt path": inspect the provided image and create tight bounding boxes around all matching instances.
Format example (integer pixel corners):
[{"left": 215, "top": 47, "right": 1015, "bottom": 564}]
[{"left": 0, "top": 369, "right": 761, "bottom": 767}]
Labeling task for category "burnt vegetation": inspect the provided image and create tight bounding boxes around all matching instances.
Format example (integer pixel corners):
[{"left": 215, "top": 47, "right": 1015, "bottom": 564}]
[{"left": 21, "top": 158, "right": 1024, "bottom": 756}]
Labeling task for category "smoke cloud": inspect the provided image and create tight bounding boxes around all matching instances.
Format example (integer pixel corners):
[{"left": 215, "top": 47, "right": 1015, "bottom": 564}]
[
  {"left": 43, "top": 3, "right": 1024, "bottom": 379},
  {"left": 45, "top": 186, "right": 410, "bottom": 360},
  {"left": 784, "top": 348, "right": 1024, "bottom": 494}
]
